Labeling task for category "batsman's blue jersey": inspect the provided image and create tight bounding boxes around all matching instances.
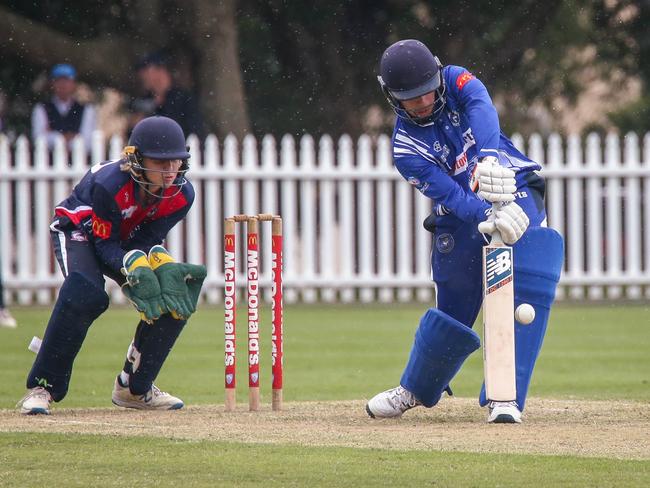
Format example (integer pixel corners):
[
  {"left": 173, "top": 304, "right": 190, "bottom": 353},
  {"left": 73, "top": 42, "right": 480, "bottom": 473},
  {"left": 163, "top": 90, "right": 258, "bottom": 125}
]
[
  {"left": 53, "top": 159, "right": 194, "bottom": 275},
  {"left": 391, "top": 65, "right": 541, "bottom": 223}
]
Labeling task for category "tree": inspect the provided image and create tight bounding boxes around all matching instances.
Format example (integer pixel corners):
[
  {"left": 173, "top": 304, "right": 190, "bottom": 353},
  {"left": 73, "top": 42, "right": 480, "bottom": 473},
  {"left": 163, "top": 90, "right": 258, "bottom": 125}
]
[{"left": 0, "top": 0, "right": 250, "bottom": 138}]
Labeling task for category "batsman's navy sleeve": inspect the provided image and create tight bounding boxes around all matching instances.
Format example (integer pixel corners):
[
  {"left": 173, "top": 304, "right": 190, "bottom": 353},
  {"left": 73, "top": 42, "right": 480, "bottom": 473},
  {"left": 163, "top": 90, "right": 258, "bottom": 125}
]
[
  {"left": 447, "top": 65, "right": 500, "bottom": 159},
  {"left": 88, "top": 184, "right": 127, "bottom": 274},
  {"left": 394, "top": 155, "right": 490, "bottom": 223}
]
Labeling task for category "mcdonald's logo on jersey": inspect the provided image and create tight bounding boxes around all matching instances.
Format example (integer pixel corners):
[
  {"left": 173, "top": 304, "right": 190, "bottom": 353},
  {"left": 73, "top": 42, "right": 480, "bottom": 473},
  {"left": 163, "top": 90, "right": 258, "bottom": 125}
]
[{"left": 91, "top": 214, "right": 112, "bottom": 239}]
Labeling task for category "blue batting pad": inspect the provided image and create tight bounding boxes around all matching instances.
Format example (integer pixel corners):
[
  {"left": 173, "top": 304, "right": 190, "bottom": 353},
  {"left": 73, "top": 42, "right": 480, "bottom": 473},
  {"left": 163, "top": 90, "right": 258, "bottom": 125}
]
[
  {"left": 479, "top": 227, "right": 564, "bottom": 410},
  {"left": 401, "top": 308, "right": 481, "bottom": 407}
]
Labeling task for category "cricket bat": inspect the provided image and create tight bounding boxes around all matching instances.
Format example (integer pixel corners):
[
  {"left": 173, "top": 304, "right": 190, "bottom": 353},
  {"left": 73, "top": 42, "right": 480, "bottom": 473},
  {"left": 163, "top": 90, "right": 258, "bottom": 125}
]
[{"left": 482, "top": 202, "right": 516, "bottom": 402}]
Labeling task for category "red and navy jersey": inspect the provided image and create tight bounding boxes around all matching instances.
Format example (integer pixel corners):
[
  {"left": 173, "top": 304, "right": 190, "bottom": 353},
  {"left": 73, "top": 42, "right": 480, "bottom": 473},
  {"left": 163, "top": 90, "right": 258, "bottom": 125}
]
[{"left": 53, "top": 159, "right": 194, "bottom": 274}]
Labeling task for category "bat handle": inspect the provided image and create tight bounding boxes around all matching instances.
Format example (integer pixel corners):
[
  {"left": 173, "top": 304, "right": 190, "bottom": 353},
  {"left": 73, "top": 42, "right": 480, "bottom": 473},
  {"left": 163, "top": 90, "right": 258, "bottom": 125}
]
[{"left": 490, "top": 202, "right": 505, "bottom": 246}]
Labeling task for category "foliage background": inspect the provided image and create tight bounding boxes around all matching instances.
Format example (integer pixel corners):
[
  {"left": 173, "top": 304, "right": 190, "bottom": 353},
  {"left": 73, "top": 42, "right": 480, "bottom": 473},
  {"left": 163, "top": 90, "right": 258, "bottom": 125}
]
[{"left": 0, "top": 0, "right": 647, "bottom": 138}]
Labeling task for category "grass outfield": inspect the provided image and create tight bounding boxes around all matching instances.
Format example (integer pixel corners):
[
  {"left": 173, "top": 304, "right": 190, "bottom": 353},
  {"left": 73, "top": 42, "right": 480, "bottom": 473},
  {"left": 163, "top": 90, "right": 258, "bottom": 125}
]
[{"left": 0, "top": 303, "right": 649, "bottom": 486}]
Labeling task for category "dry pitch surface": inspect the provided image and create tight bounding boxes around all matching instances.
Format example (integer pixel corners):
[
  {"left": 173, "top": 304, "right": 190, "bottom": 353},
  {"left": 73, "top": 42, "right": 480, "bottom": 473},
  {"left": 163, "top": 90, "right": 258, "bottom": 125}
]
[{"left": 1, "top": 398, "right": 649, "bottom": 460}]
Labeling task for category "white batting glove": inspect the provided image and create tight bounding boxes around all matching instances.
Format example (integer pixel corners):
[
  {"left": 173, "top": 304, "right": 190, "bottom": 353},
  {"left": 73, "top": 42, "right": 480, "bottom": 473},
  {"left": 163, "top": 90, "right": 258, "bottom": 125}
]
[
  {"left": 471, "top": 156, "right": 517, "bottom": 203},
  {"left": 478, "top": 201, "right": 530, "bottom": 244}
]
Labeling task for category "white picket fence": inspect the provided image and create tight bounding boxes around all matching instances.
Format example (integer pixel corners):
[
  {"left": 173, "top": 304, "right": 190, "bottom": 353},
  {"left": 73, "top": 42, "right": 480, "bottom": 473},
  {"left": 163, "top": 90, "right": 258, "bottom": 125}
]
[{"left": 1, "top": 131, "right": 649, "bottom": 305}]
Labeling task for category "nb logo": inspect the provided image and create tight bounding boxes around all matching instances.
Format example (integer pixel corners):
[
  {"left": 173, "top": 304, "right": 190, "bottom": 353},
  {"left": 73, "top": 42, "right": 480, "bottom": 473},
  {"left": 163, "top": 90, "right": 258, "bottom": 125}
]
[{"left": 486, "top": 247, "right": 513, "bottom": 291}]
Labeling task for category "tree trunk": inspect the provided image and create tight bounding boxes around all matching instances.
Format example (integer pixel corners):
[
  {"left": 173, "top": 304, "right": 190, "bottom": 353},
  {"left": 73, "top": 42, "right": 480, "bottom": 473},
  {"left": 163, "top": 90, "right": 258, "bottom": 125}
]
[
  {"left": 0, "top": 3, "right": 250, "bottom": 139},
  {"left": 190, "top": 0, "right": 251, "bottom": 139}
]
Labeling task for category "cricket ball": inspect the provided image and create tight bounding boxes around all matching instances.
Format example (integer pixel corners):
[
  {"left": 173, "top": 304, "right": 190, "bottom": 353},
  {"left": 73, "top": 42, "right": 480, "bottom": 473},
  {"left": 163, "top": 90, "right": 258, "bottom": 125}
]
[{"left": 515, "top": 303, "right": 535, "bottom": 325}]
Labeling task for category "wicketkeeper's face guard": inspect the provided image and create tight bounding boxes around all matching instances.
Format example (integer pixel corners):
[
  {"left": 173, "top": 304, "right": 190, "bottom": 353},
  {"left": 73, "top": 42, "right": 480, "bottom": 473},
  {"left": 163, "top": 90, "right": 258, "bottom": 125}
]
[
  {"left": 121, "top": 116, "right": 191, "bottom": 199},
  {"left": 122, "top": 146, "right": 189, "bottom": 199},
  {"left": 378, "top": 39, "right": 447, "bottom": 127}
]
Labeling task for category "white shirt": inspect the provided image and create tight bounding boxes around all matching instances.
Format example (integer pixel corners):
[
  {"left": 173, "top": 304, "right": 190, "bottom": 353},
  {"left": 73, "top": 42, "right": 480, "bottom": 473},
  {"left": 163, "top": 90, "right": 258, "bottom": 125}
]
[{"left": 31, "top": 97, "right": 96, "bottom": 150}]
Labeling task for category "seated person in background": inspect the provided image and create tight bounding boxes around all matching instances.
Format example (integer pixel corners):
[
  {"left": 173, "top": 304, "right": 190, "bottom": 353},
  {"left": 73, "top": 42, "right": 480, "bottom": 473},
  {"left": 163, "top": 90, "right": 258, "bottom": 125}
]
[
  {"left": 31, "top": 63, "right": 96, "bottom": 149},
  {"left": 128, "top": 52, "right": 204, "bottom": 138}
]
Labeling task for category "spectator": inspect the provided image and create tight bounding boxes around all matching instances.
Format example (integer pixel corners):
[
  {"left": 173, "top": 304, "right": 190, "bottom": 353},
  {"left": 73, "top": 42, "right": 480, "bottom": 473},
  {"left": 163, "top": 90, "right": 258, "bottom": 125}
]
[
  {"left": 31, "top": 63, "right": 96, "bottom": 150},
  {"left": 0, "top": 250, "right": 17, "bottom": 328},
  {"left": 129, "top": 52, "right": 204, "bottom": 138}
]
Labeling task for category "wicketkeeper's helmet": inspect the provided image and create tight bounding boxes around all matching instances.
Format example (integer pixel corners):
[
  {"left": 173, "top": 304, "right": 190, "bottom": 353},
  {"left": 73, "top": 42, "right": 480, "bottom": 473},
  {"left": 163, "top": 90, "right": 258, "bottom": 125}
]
[{"left": 122, "top": 116, "right": 190, "bottom": 198}]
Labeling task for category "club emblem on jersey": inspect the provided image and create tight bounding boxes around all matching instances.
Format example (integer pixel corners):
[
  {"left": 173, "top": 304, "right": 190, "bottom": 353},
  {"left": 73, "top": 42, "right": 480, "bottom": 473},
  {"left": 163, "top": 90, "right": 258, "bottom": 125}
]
[
  {"left": 433, "top": 141, "right": 442, "bottom": 152},
  {"left": 485, "top": 247, "right": 513, "bottom": 293},
  {"left": 121, "top": 205, "right": 138, "bottom": 219},
  {"left": 450, "top": 110, "right": 461, "bottom": 126},
  {"left": 436, "top": 233, "right": 454, "bottom": 254},
  {"left": 407, "top": 176, "right": 420, "bottom": 186}
]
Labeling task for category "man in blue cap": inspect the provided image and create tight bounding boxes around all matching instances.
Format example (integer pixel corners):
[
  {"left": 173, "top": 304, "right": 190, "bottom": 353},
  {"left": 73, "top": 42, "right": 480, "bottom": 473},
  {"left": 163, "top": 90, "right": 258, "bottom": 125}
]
[{"left": 31, "top": 63, "right": 96, "bottom": 149}]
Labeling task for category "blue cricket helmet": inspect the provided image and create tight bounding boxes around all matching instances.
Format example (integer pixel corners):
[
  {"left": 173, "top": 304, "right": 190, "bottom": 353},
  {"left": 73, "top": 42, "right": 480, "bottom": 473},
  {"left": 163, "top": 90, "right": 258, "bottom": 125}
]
[
  {"left": 128, "top": 116, "right": 190, "bottom": 160},
  {"left": 123, "top": 116, "right": 190, "bottom": 199},
  {"left": 378, "top": 39, "right": 446, "bottom": 126}
]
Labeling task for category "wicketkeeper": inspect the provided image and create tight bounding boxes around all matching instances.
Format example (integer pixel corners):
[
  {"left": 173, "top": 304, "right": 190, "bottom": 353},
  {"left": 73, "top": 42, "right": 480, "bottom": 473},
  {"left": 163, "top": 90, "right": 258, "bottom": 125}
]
[
  {"left": 366, "top": 40, "right": 563, "bottom": 423},
  {"left": 18, "top": 116, "right": 206, "bottom": 415}
]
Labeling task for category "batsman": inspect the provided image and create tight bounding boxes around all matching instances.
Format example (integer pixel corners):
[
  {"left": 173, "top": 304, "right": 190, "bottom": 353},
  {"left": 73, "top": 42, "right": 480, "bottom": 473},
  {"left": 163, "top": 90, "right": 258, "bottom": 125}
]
[
  {"left": 17, "top": 116, "right": 206, "bottom": 415},
  {"left": 366, "top": 40, "right": 564, "bottom": 423}
]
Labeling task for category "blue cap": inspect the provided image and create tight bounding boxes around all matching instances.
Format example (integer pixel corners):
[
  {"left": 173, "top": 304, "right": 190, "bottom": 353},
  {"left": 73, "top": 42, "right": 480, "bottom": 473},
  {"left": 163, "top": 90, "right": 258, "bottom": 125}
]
[{"left": 50, "top": 64, "right": 76, "bottom": 80}]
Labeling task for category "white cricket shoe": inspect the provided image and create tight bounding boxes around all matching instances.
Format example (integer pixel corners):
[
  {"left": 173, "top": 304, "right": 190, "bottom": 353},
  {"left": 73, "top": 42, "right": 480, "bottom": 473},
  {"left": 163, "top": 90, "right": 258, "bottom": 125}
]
[
  {"left": 0, "top": 308, "right": 17, "bottom": 328},
  {"left": 112, "top": 376, "right": 184, "bottom": 410},
  {"left": 17, "top": 387, "right": 52, "bottom": 415},
  {"left": 487, "top": 401, "right": 522, "bottom": 423},
  {"left": 366, "top": 385, "right": 421, "bottom": 419}
]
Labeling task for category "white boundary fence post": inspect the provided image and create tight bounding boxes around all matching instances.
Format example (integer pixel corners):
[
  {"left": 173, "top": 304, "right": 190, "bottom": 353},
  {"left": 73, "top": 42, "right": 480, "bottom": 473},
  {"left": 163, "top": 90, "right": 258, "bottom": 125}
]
[{"left": 1, "top": 132, "right": 649, "bottom": 304}]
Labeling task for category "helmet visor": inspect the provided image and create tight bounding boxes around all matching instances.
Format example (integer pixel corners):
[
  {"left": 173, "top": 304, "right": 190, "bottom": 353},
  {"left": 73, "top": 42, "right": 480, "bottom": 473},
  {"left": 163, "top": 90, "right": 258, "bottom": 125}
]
[{"left": 389, "top": 71, "right": 442, "bottom": 101}]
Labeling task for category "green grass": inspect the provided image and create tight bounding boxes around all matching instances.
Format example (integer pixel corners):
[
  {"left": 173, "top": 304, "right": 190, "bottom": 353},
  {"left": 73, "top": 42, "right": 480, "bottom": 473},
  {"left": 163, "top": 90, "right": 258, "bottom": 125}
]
[
  {"left": 1, "top": 303, "right": 649, "bottom": 487},
  {"left": 0, "top": 433, "right": 648, "bottom": 488},
  {"left": 1, "top": 303, "right": 648, "bottom": 407}
]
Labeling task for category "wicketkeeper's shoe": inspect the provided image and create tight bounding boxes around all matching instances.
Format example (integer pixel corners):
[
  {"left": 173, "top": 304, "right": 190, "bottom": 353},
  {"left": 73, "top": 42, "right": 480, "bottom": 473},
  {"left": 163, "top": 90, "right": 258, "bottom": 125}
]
[
  {"left": 17, "top": 387, "right": 52, "bottom": 415},
  {"left": 0, "top": 308, "right": 17, "bottom": 328},
  {"left": 111, "top": 376, "right": 184, "bottom": 410},
  {"left": 366, "top": 385, "right": 421, "bottom": 419},
  {"left": 487, "top": 401, "right": 522, "bottom": 424}
]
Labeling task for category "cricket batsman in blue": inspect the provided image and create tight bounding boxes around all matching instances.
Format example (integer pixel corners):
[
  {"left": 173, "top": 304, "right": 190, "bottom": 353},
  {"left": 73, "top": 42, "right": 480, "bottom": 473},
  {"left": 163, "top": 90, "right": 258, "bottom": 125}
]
[
  {"left": 365, "top": 39, "right": 564, "bottom": 423},
  {"left": 17, "top": 116, "right": 206, "bottom": 415}
]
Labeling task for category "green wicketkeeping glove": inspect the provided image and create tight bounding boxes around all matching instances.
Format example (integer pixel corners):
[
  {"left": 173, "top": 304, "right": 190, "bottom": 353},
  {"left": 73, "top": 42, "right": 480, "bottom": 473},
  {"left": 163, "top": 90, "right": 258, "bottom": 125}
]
[
  {"left": 121, "top": 250, "right": 166, "bottom": 323},
  {"left": 148, "top": 245, "right": 207, "bottom": 320}
]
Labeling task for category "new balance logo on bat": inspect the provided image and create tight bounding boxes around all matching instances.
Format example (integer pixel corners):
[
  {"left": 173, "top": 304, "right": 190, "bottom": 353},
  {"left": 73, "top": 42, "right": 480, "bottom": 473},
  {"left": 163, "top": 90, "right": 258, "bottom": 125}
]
[{"left": 485, "top": 247, "right": 513, "bottom": 293}]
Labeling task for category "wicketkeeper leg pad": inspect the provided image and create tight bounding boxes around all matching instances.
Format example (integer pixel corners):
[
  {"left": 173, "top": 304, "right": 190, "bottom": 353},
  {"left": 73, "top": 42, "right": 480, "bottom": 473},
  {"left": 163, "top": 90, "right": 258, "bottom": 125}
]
[
  {"left": 479, "top": 227, "right": 564, "bottom": 410},
  {"left": 401, "top": 308, "right": 481, "bottom": 407},
  {"left": 126, "top": 314, "right": 187, "bottom": 395},
  {"left": 26, "top": 272, "right": 109, "bottom": 401}
]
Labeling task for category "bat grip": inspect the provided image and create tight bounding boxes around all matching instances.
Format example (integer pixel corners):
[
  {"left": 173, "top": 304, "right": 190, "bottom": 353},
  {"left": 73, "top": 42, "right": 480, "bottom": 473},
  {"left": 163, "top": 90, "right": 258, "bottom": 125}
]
[{"left": 490, "top": 202, "right": 504, "bottom": 246}]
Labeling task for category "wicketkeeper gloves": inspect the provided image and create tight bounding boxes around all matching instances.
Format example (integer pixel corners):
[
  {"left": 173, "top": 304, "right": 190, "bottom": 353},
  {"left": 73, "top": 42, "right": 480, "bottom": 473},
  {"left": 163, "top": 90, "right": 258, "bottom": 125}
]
[
  {"left": 148, "top": 245, "right": 207, "bottom": 320},
  {"left": 121, "top": 250, "right": 166, "bottom": 323}
]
